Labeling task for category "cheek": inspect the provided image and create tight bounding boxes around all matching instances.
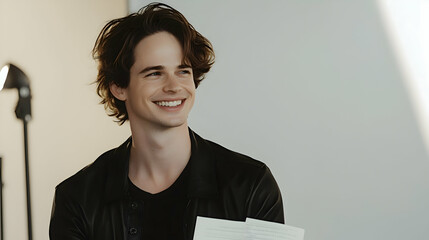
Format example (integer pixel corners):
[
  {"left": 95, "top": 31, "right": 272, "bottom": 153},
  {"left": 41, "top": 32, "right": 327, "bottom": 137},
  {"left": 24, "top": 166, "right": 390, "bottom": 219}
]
[
  {"left": 186, "top": 93, "right": 196, "bottom": 110},
  {"left": 185, "top": 78, "right": 196, "bottom": 91},
  {"left": 187, "top": 88, "right": 196, "bottom": 106},
  {"left": 186, "top": 86, "right": 196, "bottom": 99},
  {"left": 183, "top": 80, "right": 196, "bottom": 102},
  {"left": 135, "top": 82, "right": 157, "bottom": 97}
]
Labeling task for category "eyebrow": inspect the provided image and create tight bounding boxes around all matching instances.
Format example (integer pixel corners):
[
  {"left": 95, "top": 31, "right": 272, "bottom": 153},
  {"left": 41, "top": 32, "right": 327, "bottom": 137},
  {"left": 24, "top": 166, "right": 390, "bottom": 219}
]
[
  {"left": 139, "top": 64, "right": 192, "bottom": 74},
  {"left": 178, "top": 64, "right": 192, "bottom": 69},
  {"left": 139, "top": 65, "right": 164, "bottom": 74}
]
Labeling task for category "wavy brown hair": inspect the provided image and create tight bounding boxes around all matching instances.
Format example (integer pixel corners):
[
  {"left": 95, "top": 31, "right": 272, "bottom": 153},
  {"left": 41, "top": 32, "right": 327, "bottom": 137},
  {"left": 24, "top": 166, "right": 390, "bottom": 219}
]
[{"left": 93, "top": 2, "right": 215, "bottom": 125}]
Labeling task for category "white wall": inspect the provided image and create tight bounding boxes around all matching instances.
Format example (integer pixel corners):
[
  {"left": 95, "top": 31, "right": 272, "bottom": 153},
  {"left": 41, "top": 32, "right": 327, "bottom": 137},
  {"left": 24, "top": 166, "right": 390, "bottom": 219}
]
[
  {"left": 0, "top": 0, "right": 428, "bottom": 240},
  {"left": 131, "top": 1, "right": 429, "bottom": 240}
]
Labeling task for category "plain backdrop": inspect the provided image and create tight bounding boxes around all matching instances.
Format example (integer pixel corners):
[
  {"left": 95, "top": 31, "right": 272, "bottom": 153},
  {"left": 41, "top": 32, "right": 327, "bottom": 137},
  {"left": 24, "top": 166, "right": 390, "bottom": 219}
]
[{"left": 0, "top": 0, "right": 428, "bottom": 240}]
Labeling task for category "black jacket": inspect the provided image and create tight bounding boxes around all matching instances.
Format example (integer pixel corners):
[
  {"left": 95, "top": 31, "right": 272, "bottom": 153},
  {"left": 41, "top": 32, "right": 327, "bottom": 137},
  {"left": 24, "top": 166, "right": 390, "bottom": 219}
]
[{"left": 49, "top": 129, "right": 284, "bottom": 239}]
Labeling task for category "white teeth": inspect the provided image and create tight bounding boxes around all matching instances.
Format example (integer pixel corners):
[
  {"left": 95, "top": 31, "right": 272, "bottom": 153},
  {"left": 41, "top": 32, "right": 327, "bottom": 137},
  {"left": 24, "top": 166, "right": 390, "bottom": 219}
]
[{"left": 156, "top": 100, "right": 182, "bottom": 107}]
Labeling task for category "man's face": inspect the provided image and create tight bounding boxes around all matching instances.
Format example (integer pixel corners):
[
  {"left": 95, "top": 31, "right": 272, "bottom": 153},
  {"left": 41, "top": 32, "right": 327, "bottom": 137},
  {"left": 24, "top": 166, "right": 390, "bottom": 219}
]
[{"left": 111, "top": 31, "right": 195, "bottom": 130}]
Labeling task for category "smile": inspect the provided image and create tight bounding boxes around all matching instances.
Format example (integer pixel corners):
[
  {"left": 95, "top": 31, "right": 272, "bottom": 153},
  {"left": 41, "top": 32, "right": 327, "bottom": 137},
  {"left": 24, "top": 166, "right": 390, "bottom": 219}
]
[{"left": 154, "top": 99, "right": 183, "bottom": 107}]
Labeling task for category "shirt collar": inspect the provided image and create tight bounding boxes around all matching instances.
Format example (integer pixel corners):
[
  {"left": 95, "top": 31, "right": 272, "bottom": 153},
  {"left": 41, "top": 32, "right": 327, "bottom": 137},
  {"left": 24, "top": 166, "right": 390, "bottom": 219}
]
[{"left": 104, "top": 128, "right": 218, "bottom": 202}]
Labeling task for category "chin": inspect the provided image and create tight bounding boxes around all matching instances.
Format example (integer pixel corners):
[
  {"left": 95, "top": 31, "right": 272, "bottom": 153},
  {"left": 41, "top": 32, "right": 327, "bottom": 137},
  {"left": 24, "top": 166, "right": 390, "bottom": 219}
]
[{"left": 157, "top": 119, "right": 188, "bottom": 129}]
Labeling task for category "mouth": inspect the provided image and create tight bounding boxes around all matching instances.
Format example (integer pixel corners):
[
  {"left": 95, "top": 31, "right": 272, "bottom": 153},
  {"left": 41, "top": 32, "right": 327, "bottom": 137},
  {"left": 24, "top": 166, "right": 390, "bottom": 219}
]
[{"left": 153, "top": 99, "right": 185, "bottom": 107}]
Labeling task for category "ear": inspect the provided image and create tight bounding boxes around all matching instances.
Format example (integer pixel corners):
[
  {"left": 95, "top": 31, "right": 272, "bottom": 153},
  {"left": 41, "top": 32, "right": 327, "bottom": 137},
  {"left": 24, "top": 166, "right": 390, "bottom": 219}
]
[{"left": 110, "top": 83, "right": 127, "bottom": 101}]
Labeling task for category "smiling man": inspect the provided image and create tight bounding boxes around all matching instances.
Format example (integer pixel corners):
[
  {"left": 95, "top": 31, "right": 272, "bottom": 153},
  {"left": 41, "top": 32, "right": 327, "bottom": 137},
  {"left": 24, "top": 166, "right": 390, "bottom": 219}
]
[{"left": 49, "top": 3, "right": 284, "bottom": 240}]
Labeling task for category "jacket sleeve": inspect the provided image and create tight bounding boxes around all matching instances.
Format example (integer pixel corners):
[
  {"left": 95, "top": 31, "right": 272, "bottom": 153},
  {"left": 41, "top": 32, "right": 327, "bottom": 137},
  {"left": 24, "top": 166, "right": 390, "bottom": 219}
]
[
  {"left": 246, "top": 165, "right": 285, "bottom": 224},
  {"left": 49, "top": 187, "right": 88, "bottom": 240}
]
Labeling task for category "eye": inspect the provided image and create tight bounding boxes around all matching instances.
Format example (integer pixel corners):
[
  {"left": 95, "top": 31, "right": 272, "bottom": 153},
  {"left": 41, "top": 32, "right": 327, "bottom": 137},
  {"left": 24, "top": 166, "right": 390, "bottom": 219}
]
[
  {"left": 179, "top": 69, "right": 191, "bottom": 74},
  {"left": 146, "top": 72, "right": 161, "bottom": 77}
]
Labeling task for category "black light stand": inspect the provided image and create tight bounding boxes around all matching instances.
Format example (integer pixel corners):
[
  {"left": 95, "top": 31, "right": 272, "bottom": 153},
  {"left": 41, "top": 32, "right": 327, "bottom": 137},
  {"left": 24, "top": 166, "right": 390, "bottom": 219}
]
[
  {"left": 0, "top": 63, "right": 33, "bottom": 240},
  {"left": 0, "top": 156, "right": 3, "bottom": 240}
]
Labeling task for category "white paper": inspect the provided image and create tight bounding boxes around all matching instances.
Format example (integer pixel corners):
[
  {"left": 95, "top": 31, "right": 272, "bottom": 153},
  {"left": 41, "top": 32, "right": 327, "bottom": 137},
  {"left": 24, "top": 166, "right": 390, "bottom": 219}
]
[
  {"left": 193, "top": 216, "right": 305, "bottom": 240},
  {"left": 193, "top": 217, "right": 246, "bottom": 240},
  {"left": 246, "top": 218, "right": 305, "bottom": 240}
]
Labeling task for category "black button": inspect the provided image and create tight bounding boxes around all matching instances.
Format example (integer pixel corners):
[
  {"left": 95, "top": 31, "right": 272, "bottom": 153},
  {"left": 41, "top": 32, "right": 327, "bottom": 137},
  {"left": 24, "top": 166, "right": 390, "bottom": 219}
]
[
  {"left": 130, "top": 202, "right": 138, "bottom": 209},
  {"left": 129, "top": 227, "right": 137, "bottom": 235}
]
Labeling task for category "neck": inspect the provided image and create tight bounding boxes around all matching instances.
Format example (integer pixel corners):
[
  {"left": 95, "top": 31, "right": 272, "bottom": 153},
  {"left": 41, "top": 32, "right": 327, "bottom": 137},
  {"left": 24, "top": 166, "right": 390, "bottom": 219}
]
[{"left": 128, "top": 123, "right": 191, "bottom": 193}]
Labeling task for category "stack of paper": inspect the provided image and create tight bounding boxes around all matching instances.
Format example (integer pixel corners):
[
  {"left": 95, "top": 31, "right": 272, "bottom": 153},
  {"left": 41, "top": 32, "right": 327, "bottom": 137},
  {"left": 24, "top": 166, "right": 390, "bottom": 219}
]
[{"left": 193, "top": 216, "right": 305, "bottom": 240}]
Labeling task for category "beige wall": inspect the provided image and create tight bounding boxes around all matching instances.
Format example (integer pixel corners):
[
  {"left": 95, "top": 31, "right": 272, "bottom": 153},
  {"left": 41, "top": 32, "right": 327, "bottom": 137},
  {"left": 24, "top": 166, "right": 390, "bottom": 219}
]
[{"left": 0, "top": 1, "right": 129, "bottom": 239}]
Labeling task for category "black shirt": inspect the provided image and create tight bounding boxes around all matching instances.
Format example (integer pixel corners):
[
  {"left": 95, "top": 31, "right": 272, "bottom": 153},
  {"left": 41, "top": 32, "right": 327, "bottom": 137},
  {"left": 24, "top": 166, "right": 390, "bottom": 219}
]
[{"left": 128, "top": 163, "right": 190, "bottom": 240}]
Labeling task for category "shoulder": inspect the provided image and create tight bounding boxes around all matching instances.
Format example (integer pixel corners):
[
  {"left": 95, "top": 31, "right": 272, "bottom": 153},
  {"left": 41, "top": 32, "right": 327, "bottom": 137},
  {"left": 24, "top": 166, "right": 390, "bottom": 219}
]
[
  {"left": 55, "top": 148, "right": 115, "bottom": 200},
  {"left": 191, "top": 130, "right": 270, "bottom": 179},
  {"left": 56, "top": 137, "right": 130, "bottom": 198},
  {"left": 196, "top": 133, "right": 284, "bottom": 222},
  {"left": 204, "top": 138, "right": 268, "bottom": 173},
  {"left": 197, "top": 135, "right": 275, "bottom": 192}
]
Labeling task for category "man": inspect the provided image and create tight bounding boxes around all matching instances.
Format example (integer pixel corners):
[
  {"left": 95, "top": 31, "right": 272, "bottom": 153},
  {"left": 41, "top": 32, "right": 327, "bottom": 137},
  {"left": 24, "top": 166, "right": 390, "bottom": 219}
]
[{"left": 50, "top": 3, "right": 284, "bottom": 240}]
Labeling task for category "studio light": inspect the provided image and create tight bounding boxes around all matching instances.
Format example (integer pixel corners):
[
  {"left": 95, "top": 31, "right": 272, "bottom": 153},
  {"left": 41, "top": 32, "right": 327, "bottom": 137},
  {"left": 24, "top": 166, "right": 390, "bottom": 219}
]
[
  {"left": 0, "top": 63, "right": 32, "bottom": 121},
  {"left": 0, "top": 63, "right": 33, "bottom": 240}
]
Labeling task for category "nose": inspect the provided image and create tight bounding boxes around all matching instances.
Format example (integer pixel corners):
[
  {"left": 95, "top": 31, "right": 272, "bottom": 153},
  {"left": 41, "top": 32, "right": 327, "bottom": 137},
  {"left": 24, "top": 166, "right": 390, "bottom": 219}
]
[{"left": 162, "top": 74, "right": 181, "bottom": 93}]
